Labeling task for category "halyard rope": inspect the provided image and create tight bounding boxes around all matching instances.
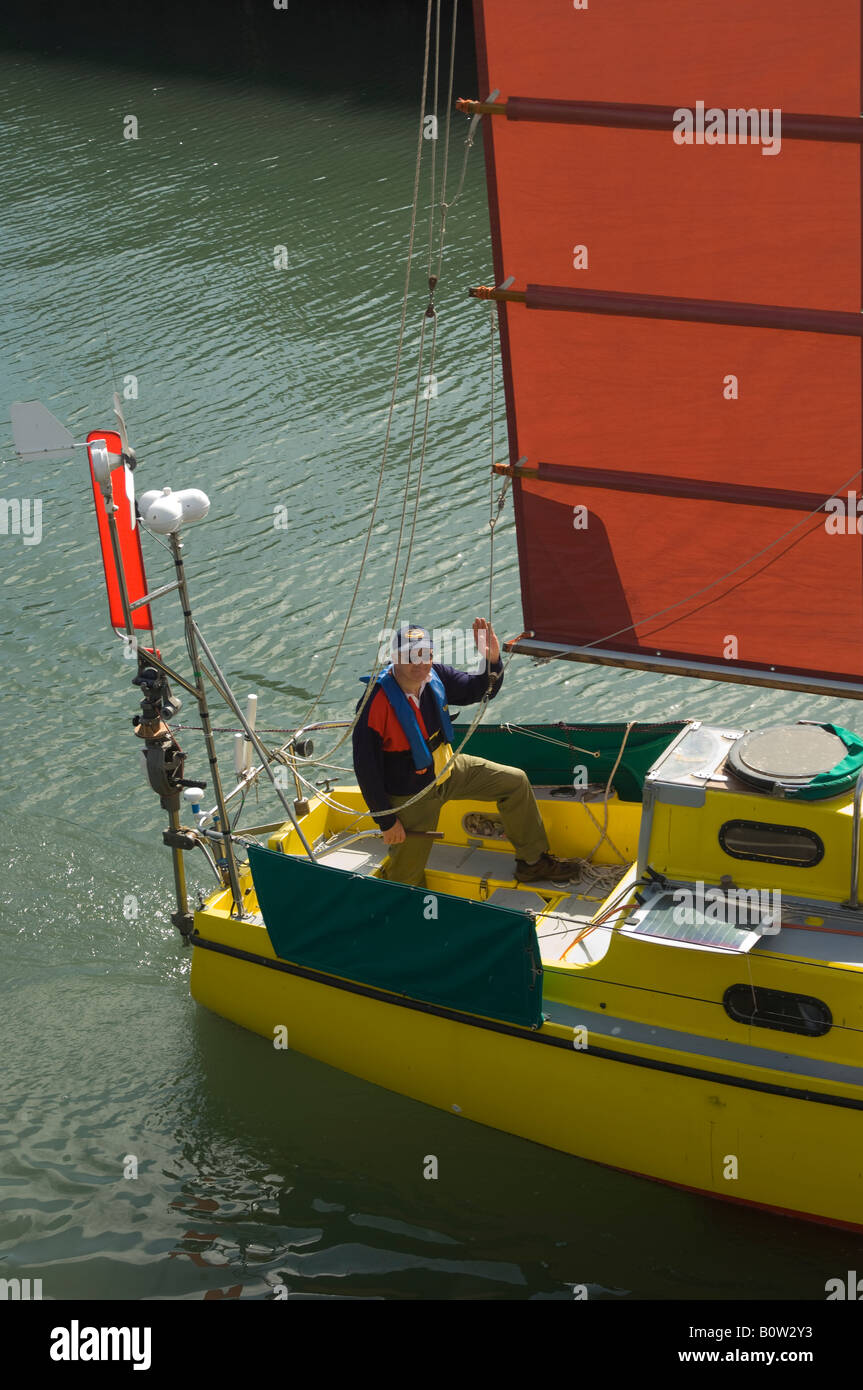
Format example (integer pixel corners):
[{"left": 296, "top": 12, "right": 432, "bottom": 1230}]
[
  {"left": 294, "top": 0, "right": 436, "bottom": 734},
  {"left": 580, "top": 721, "right": 635, "bottom": 864},
  {"left": 309, "top": 0, "right": 476, "bottom": 774}
]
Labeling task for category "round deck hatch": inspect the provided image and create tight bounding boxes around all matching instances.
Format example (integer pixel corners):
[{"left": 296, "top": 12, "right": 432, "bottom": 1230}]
[{"left": 726, "top": 724, "right": 847, "bottom": 794}]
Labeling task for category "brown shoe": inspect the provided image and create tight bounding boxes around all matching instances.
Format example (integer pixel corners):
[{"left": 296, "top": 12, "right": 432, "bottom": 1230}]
[{"left": 514, "top": 852, "right": 581, "bottom": 884}]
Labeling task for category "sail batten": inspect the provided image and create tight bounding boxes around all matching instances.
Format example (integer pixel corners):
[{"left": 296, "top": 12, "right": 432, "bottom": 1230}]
[
  {"left": 486, "top": 98, "right": 863, "bottom": 146},
  {"left": 473, "top": 0, "right": 863, "bottom": 695},
  {"left": 474, "top": 284, "right": 863, "bottom": 337},
  {"left": 494, "top": 463, "right": 833, "bottom": 516}
]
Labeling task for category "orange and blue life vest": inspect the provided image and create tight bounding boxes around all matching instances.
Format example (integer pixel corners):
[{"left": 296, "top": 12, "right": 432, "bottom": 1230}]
[
  {"left": 359, "top": 665, "right": 454, "bottom": 771},
  {"left": 352, "top": 656, "right": 504, "bottom": 829}
]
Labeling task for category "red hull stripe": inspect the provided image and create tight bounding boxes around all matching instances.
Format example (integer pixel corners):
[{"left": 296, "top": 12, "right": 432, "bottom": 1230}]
[{"left": 609, "top": 1161, "right": 863, "bottom": 1234}]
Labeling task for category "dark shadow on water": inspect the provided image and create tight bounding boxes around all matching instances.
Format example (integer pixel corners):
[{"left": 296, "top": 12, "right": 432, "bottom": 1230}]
[{"left": 0, "top": 0, "right": 478, "bottom": 108}]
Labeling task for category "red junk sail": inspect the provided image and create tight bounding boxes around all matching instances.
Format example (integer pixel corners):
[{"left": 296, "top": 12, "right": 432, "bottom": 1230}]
[
  {"left": 471, "top": 0, "right": 863, "bottom": 697},
  {"left": 87, "top": 430, "right": 153, "bottom": 632}
]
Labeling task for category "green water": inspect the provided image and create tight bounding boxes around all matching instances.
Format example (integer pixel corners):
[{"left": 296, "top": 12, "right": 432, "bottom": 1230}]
[{"left": 2, "top": 40, "right": 862, "bottom": 1302}]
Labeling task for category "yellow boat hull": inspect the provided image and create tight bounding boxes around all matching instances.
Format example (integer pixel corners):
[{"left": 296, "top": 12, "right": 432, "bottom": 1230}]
[
  {"left": 190, "top": 723, "right": 863, "bottom": 1231},
  {"left": 190, "top": 896, "right": 863, "bottom": 1231}
]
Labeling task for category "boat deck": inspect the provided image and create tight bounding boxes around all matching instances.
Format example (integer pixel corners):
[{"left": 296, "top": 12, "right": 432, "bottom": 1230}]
[
  {"left": 309, "top": 824, "right": 863, "bottom": 975},
  {"left": 313, "top": 832, "right": 619, "bottom": 966}
]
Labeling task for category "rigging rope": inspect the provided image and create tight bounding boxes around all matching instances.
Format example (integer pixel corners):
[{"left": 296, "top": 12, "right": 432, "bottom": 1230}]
[
  {"left": 151, "top": 4, "right": 569, "bottom": 833},
  {"left": 581, "top": 721, "right": 635, "bottom": 864},
  {"left": 486, "top": 306, "right": 508, "bottom": 690},
  {"left": 308, "top": 0, "right": 476, "bottom": 773},
  {"left": 294, "top": 0, "right": 436, "bottom": 735},
  {"left": 426, "top": 0, "right": 441, "bottom": 281},
  {"left": 500, "top": 723, "right": 602, "bottom": 758}
]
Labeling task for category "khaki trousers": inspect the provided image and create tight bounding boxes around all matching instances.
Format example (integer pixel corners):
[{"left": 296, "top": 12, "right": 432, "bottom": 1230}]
[{"left": 378, "top": 753, "right": 549, "bottom": 889}]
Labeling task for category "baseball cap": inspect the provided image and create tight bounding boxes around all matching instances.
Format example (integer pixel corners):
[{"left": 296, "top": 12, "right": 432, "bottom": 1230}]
[{"left": 391, "top": 623, "right": 433, "bottom": 664}]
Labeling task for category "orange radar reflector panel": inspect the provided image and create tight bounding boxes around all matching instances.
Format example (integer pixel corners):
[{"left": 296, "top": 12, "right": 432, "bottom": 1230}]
[{"left": 87, "top": 429, "right": 153, "bottom": 632}]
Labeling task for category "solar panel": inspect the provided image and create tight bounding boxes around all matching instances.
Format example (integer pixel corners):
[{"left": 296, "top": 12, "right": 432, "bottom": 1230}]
[{"left": 624, "top": 891, "right": 773, "bottom": 952}]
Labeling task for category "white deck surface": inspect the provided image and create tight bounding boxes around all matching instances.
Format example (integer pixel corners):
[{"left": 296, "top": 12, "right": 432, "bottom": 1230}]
[{"left": 311, "top": 833, "right": 616, "bottom": 965}]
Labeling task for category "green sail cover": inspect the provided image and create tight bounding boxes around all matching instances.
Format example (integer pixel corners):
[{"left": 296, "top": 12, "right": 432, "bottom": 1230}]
[
  {"left": 790, "top": 725, "right": 863, "bottom": 801},
  {"left": 452, "top": 721, "right": 685, "bottom": 801},
  {"left": 248, "top": 844, "right": 544, "bottom": 1028}
]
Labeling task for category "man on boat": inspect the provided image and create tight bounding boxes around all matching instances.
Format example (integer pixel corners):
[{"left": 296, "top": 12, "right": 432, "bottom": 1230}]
[{"left": 352, "top": 620, "right": 579, "bottom": 889}]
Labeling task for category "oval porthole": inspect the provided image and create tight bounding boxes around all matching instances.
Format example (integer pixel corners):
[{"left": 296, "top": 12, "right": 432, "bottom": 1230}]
[
  {"left": 723, "top": 985, "right": 832, "bottom": 1038},
  {"left": 719, "top": 819, "right": 824, "bottom": 868}
]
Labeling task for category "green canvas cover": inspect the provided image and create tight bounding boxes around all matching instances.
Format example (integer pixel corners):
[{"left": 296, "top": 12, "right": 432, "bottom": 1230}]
[
  {"left": 452, "top": 720, "right": 686, "bottom": 802},
  {"left": 790, "top": 724, "right": 863, "bottom": 801},
  {"left": 248, "top": 844, "right": 543, "bottom": 1029}
]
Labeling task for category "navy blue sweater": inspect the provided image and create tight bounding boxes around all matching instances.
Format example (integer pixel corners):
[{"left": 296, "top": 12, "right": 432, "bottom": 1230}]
[{"left": 352, "top": 658, "right": 504, "bottom": 831}]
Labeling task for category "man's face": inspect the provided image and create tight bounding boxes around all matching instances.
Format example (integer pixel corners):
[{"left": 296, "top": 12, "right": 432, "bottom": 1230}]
[{"left": 394, "top": 643, "right": 433, "bottom": 685}]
